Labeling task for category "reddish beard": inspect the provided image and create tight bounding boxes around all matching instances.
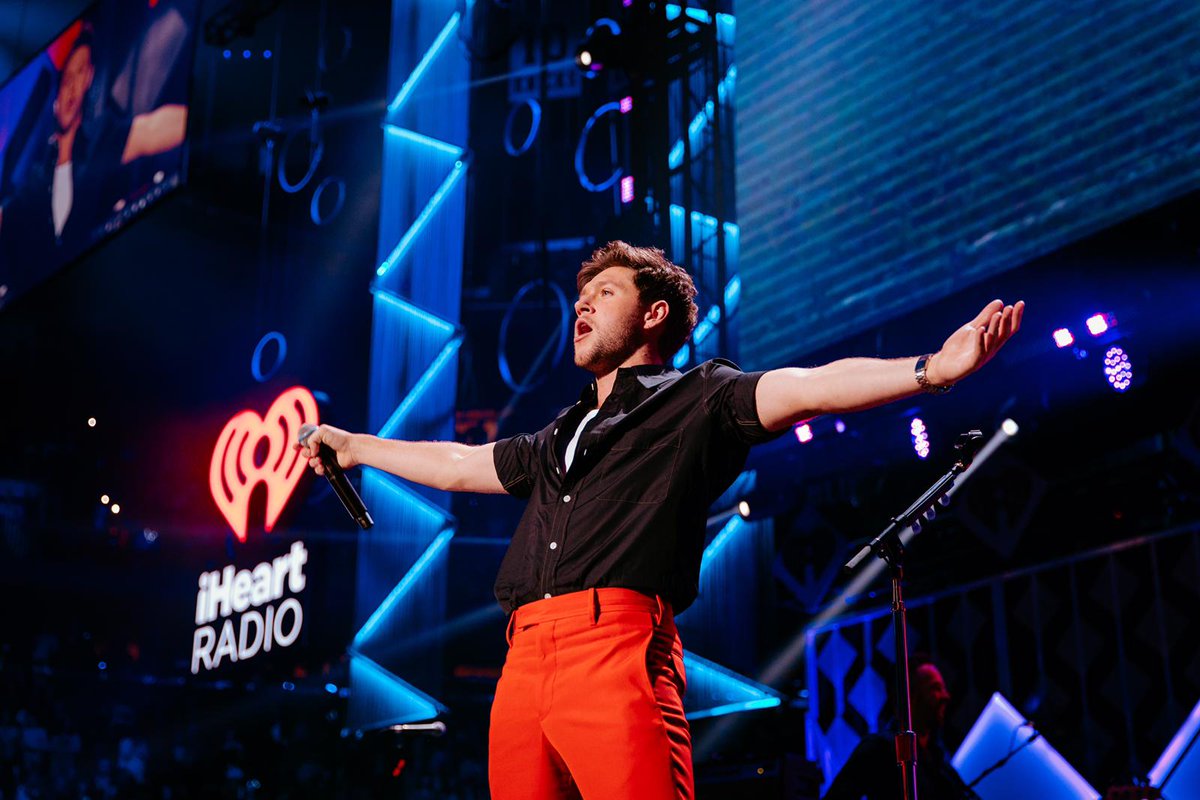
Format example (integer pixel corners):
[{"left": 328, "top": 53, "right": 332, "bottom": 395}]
[{"left": 574, "top": 311, "right": 642, "bottom": 373}]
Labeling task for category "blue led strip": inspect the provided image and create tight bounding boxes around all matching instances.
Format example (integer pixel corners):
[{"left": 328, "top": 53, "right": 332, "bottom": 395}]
[
  {"left": 386, "top": 12, "right": 461, "bottom": 120},
  {"left": 348, "top": 649, "right": 447, "bottom": 724},
  {"left": 681, "top": 649, "right": 781, "bottom": 721},
  {"left": 699, "top": 515, "right": 744, "bottom": 579},
  {"left": 375, "top": 156, "right": 468, "bottom": 281},
  {"left": 355, "top": 530, "right": 455, "bottom": 647},
  {"left": 351, "top": 5, "right": 467, "bottom": 730}
]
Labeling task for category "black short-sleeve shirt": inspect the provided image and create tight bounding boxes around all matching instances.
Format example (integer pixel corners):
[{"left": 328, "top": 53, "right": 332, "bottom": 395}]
[{"left": 491, "top": 358, "right": 784, "bottom": 614}]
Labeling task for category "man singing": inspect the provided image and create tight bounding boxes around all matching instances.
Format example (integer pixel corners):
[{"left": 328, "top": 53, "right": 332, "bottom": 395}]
[{"left": 298, "top": 241, "right": 1024, "bottom": 799}]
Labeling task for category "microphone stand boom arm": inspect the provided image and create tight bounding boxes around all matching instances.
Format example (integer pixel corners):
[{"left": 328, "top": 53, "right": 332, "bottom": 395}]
[{"left": 841, "top": 430, "right": 985, "bottom": 800}]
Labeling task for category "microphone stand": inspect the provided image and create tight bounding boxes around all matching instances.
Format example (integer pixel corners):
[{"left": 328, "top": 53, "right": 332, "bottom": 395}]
[{"left": 843, "top": 430, "right": 985, "bottom": 800}]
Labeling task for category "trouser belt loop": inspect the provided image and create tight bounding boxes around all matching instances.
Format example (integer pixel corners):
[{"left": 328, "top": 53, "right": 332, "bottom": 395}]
[
  {"left": 591, "top": 587, "right": 601, "bottom": 625},
  {"left": 505, "top": 611, "right": 516, "bottom": 646}
]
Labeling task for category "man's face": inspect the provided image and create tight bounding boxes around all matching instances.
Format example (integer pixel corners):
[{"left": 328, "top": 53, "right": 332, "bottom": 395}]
[
  {"left": 55, "top": 45, "right": 94, "bottom": 133},
  {"left": 573, "top": 266, "right": 647, "bottom": 374},
  {"left": 912, "top": 664, "right": 951, "bottom": 733}
]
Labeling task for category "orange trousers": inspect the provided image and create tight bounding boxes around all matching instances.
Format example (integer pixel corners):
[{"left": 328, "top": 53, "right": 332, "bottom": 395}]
[{"left": 488, "top": 588, "right": 694, "bottom": 800}]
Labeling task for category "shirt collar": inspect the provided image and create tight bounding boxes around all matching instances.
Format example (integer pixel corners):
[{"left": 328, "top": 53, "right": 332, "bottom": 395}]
[{"left": 578, "top": 363, "right": 680, "bottom": 407}]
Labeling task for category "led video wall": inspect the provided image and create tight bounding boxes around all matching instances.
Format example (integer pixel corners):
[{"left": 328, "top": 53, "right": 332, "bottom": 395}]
[{"left": 737, "top": 0, "right": 1200, "bottom": 367}]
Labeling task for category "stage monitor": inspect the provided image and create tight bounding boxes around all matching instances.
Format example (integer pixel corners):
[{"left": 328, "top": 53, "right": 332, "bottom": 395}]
[
  {"left": 0, "top": 0, "right": 197, "bottom": 306},
  {"left": 952, "top": 692, "right": 1099, "bottom": 800}
]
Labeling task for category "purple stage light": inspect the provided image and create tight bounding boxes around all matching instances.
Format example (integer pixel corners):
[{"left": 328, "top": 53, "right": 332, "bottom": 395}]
[
  {"left": 794, "top": 423, "right": 813, "bottom": 444},
  {"left": 1104, "top": 346, "right": 1132, "bottom": 392},
  {"left": 620, "top": 95, "right": 633, "bottom": 114},
  {"left": 834, "top": 419, "right": 846, "bottom": 434},
  {"left": 911, "top": 418, "right": 930, "bottom": 459},
  {"left": 1053, "top": 328, "right": 1074, "bottom": 348},
  {"left": 1086, "top": 313, "right": 1112, "bottom": 336},
  {"left": 620, "top": 175, "right": 635, "bottom": 204}
]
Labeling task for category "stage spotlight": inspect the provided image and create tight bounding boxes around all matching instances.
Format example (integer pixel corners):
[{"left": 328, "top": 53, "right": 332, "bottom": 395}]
[
  {"left": 1002, "top": 418, "right": 1019, "bottom": 436},
  {"left": 794, "top": 423, "right": 813, "bottom": 443},
  {"left": 834, "top": 419, "right": 846, "bottom": 434},
  {"left": 1086, "top": 313, "right": 1113, "bottom": 336},
  {"left": 737, "top": 500, "right": 751, "bottom": 518},
  {"left": 620, "top": 176, "right": 635, "bottom": 204},
  {"left": 575, "top": 19, "right": 622, "bottom": 76},
  {"left": 911, "top": 417, "right": 930, "bottom": 459},
  {"left": 88, "top": 417, "right": 97, "bottom": 427},
  {"left": 1104, "top": 346, "right": 1132, "bottom": 392},
  {"left": 111, "top": 504, "right": 121, "bottom": 514},
  {"left": 100, "top": 494, "right": 110, "bottom": 505},
  {"left": 619, "top": 96, "right": 633, "bottom": 114},
  {"left": 1052, "top": 328, "right": 1074, "bottom": 348}
]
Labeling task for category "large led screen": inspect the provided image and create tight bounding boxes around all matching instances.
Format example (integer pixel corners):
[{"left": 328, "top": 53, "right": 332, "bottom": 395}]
[{"left": 0, "top": 0, "right": 196, "bottom": 305}]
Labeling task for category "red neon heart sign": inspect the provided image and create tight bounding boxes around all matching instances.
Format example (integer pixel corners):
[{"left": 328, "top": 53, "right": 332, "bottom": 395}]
[{"left": 209, "top": 386, "right": 318, "bottom": 541}]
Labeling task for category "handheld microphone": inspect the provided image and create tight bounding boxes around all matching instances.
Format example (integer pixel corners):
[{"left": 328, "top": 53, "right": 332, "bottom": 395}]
[
  {"left": 389, "top": 721, "right": 447, "bottom": 736},
  {"left": 298, "top": 424, "right": 373, "bottom": 530}
]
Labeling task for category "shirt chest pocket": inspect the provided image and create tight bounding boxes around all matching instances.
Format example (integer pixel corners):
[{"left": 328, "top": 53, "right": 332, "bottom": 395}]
[{"left": 592, "top": 426, "right": 681, "bottom": 505}]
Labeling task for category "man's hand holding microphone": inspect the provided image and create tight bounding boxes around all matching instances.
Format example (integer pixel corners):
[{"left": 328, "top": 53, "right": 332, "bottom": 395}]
[{"left": 295, "top": 424, "right": 373, "bottom": 530}]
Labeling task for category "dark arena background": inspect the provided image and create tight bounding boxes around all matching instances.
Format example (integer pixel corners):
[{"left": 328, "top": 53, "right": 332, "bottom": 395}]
[{"left": 2, "top": 0, "right": 1199, "bottom": 797}]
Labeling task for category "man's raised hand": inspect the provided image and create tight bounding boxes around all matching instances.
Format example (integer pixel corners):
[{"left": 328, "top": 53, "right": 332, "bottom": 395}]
[{"left": 929, "top": 299, "right": 1025, "bottom": 386}]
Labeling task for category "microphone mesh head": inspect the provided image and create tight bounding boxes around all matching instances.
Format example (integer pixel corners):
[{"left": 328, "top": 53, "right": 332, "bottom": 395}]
[{"left": 297, "top": 423, "right": 318, "bottom": 444}]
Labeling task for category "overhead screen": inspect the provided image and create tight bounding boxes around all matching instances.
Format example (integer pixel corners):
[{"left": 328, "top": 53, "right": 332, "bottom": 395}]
[
  {"left": 0, "top": 0, "right": 196, "bottom": 305},
  {"left": 736, "top": 0, "right": 1200, "bottom": 367}
]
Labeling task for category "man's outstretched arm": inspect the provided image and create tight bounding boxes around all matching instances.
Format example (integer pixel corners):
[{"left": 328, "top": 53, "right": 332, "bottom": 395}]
[
  {"left": 295, "top": 425, "right": 507, "bottom": 494},
  {"left": 755, "top": 299, "right": 1024, "bottom": 432}
]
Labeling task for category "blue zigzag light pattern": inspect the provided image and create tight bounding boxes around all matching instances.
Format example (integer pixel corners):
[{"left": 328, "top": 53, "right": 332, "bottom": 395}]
[{"left": 347, "top": 4, "right": 468, "bottom": 732}]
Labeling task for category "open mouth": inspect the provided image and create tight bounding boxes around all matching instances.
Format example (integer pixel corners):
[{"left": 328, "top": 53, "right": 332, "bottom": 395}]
[{"left": 574, "top": 319, "right": 592, "bottom": 341}]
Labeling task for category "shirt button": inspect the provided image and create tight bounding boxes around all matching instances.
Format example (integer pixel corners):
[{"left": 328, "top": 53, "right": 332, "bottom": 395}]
[
  {"left": 549, "top": 542, "right": 558, "bottom": 550},
  {"left": 562, "top": 494, "right": 572, "bottom": 503},
  {"left": 543, "top": 593, "right": 552, "bottom": 599}
]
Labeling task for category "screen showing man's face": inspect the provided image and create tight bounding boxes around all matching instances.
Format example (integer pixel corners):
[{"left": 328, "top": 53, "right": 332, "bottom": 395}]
[{"left": 55, "top": 44, "right": 94, "bottom": 134}]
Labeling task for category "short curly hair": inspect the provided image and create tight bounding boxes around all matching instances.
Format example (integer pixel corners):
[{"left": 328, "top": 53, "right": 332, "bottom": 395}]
[{"left": 576, "top": 241, "right": 699, "bottom": 359}]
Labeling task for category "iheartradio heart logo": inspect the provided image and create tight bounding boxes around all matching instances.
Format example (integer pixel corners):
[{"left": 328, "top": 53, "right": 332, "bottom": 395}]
[{"left": 209, "top": 386, "right": 318, "bottom": 541}]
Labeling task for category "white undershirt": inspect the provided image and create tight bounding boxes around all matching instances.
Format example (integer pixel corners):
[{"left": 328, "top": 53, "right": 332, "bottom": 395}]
[
  {"left": 564, "top": 409, "right": 599, "bottom": 472},
  {"left": 52, "top": 161, "right": 74, "bottom": 236}
]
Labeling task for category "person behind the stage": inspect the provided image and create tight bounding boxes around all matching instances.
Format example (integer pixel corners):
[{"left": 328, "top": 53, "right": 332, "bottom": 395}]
[
  {"left": 297, "top": 241, "right": 1024, "bottom": 800},
  {"left": 823, "top": 653, "right": 978, "bottom": 800}
]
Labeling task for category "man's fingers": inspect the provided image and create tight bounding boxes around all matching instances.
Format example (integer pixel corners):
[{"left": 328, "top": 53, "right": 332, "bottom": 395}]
[
  {"left": 969, "top": 299, "right": 1004, "bottom": 328},
  {"left": 997, "top": 306, "right": 1013, "bottom": 341},
  {"left": 988, "top": 310, "right": 1002, "bottom": 339}
]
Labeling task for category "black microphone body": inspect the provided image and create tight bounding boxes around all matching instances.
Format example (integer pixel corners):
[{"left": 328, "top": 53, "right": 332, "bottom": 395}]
[{"left": 298, "top": 424, "right": 374, "bottom": 530}]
